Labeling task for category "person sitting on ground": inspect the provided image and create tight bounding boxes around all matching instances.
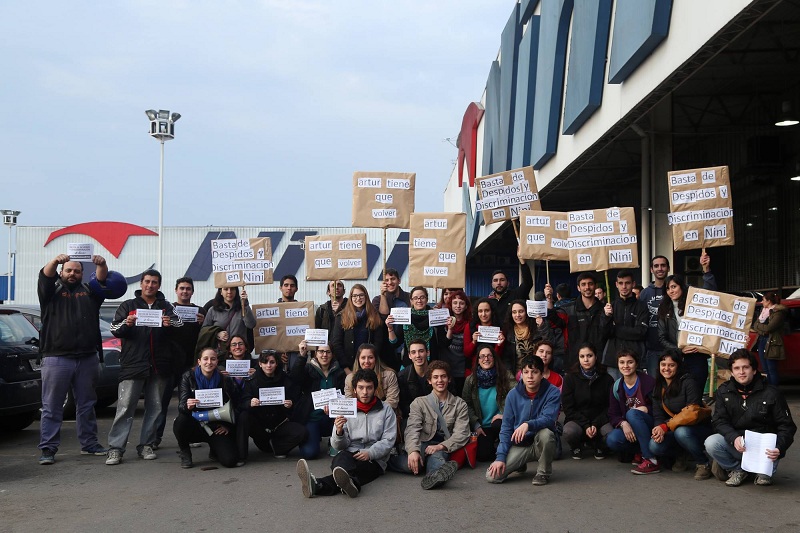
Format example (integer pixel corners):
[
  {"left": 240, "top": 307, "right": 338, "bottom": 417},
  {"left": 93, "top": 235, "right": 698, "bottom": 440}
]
[
  {"left": 649, "top": 350, "right": 713, "bottom": 480},
  {"left": 605, "top": 350, "right": 659, "bottom": 474},
  {"left": 389, "top": 360, "right": 469, "bottom": 490},
  {"left": 462, "top": 344, "right": 516, "bottom": 462},
  {"left": 173, "top": 348, "right": 240, "bottom": 469},
  {"left": 296, "top": 368, "right": 397, "bottom": 499},
  {"left": 561, "top": 342, "right": 614, "bottom": 460},
  {"left": 344, "top": 344, "right": 399, "bottom": 412},
  {"left": 486, "top": 355, "right": 560, "bottom": 486},
  {"left": 242, "top": 350, "right": 308, "bottom": 460},
  {"left": 292, "top": 340, "right": 346, "bottom": 460},
  {"left": 704, "top": 349, "right": 796, "bottom": 487}
]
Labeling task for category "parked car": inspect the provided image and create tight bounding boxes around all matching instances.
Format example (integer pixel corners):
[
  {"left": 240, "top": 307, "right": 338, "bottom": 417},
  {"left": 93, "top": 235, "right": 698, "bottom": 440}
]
[
  {"left": 0, "top": 308, "right": 42, "bottom": 431},
  {"left": 747, "top": 298, "right": 800, "bottom": 382},
  {"left": 2, "top": 304, "right": 120, "bottom": 414}
]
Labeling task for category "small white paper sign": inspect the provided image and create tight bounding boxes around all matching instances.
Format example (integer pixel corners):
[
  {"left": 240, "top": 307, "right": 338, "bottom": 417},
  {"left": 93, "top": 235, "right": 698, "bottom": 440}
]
[
  {"left": 328, "top": 397, "right": 357, "bottom": 418},
  {"left": 259, "top": 387, "right": 286, "bottom": 405},
  {"left": 225, "top": 359, "right": 251, "bottom": 378},
  {"left": 741, "top": 430, "right": 778, "bottom": 476},
  {"left": 67, "top": 243, "right": 94, "bottom": 261},
  {"left": 174, "top": 305, "right": 198, "bottom": 323},
  {"left": 311, "top": 388, "right": 339, "bottom": 410},
  {"left": 390, "top": 307, "right": 411, "bottom": 325},
  {"left": 135, "top": 309, "right": 163, "bottom": 327},
  {"left": 304, "top": 328, "right": 329, "bottom": 347},
  {"left": 477, "top": 325, "right": 501, "bottom": 344},
  {"left": 195, "top": 388, "right": 223, "bottom": 408},
  {"left": 428, "top": 308, "right": 451, "bottom": 327},
  {"left": 526, "top": 300, "right": 548, "bottom": 318}
]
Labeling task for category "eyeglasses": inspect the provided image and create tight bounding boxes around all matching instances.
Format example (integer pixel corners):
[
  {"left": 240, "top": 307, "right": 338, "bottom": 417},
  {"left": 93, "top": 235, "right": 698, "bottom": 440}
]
[
  {"left": 351, "top": 293, "right": 366, "bottom": 299},
  {"left": 411, "top": 295, "right": 428, "bottom": 301},
  {"left": 478, "top": 353, "right": 495, "bottom": 360},
  {"left": 261, "top": 349, "right": 278, "bottom": 355},
  {"left": 316, "top": 349, "right": 332, "bottom": 354},
  {"left": 230, "top": 342, "right": 245, "bottom": 347}
]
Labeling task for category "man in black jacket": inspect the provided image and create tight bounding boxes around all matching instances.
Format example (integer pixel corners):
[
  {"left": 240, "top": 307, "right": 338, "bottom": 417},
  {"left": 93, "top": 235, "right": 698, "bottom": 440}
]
[
  {"left": 106, "top": 269, "right": 182, "bottom": 465},
  {"left": 601, "top": 270, "right": 648, "bottom": 379},
  {"left": 563, "top": 273, "right": 611, "bottom": 370},
  {"left": 37, "top": 253, "right": 109, "bottom": 465},
  {"left": 704, "top": 349, "right": 796, "bottom": 486},
  {"left": 487, "top": 264, "right": 533, "bottom": 324}
]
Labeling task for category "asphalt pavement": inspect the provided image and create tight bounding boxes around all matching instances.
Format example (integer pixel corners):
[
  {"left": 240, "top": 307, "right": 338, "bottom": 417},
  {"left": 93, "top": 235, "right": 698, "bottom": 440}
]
[{"left": 2, "top": 392, "right": 800, "bottom": 533}]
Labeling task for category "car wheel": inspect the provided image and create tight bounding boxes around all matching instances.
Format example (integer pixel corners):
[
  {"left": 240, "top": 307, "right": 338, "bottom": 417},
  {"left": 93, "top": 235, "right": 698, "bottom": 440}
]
[{"left": 1, "top": 411, "right": 37, "bottom": 431}]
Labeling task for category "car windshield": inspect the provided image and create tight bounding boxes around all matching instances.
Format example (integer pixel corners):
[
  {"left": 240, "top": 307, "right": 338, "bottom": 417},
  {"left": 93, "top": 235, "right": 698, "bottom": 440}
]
[{"left": 0, "top": 312, "right": 40, "bottom": 346}]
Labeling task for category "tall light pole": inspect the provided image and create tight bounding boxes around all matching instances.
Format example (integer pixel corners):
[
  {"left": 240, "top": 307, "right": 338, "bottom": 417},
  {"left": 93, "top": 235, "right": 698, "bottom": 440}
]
[
  {"left": 145, "top": 109, "right": 181, "bottom": 271},
  {"left": 2, "top": 210, "right": 20, "bottom": 302}
]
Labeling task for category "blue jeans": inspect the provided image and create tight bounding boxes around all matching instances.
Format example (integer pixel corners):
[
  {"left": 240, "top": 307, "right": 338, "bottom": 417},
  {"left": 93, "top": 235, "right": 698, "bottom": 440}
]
[
  {"left": 298, "top": 417, "right": 334, "bottom": 459},
  {"left": 649, "top": 424, "right": 712, "bottom": 464},
  {"left": 757, "top": 337, "right": 780, "bottom": 386},
  {"left": 39, "top": 354, "right": 100, "bottom": 452},
  {"left": 644, "top": 349, "right": 661, "bottom": 378},
  {"left": 107, "top": 375, "right": 170, "bottom": 454},
  {"left": 606, "top": 409, "right": 655, "bottom": 459},
  {"left": 387, "top": 440, "right": 449, "bottom": 474}
]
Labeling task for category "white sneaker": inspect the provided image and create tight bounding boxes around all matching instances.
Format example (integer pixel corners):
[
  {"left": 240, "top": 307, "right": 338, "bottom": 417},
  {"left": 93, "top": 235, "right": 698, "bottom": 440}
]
[
  {"left": 140, "top": 445, "right": 157, "bottom": 460},
  {"left": 106, "top": 449, "right": 122, "bottom": 465}
]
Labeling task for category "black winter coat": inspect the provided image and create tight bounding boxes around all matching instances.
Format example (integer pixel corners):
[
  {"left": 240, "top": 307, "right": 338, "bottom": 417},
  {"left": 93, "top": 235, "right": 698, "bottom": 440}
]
[
  {"left": 397, "top": 365, "right": 433, "bottom": 419},
  {"left": 601, "top": 295, "right": 648, "bottom": 366},
  {"left": 177, "top": 369, "right": 241, "bottom": 432},
  {"left": 291, "top": 355, "right": 346, "bottom": 422},
  {"left": 331, "top": 313, "right": 387, "bottom": 372},
  {"left": 564, "top": 298, "right": 612, "bottom": 369},
  {"left": 562, "top": 371, "right": 614, "bottom": 429},
  {"left": 242, "top": 368, "right": 298, "bottom": 430}
]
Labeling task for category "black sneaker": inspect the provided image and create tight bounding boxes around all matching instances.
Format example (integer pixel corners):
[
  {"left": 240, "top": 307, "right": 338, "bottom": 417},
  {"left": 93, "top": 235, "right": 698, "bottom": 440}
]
[
  {"left": 571, "top": 448, "right": 582, "bottom": 460},
  {"left": 178, "top": 449, "right": 193, "bottom": 469},
  {"left": 38, "top": 448, "right": 56, "bottom": 465},
  {"left": 333, "top": 466, "right": 359, "bottom": 498},
  {"left": 421, "top": 460, "right": 458, "bottom": 490},
  {"left": 594, "top": 448, "right": 606, "bottom": 460},
  {"left": 531, "top": 473, "right": 549, "bottom": 486}
]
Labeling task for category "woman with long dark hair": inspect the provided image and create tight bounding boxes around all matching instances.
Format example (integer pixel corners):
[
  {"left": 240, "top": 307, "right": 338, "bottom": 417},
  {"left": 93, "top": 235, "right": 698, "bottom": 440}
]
[
  {"left": 443, "top": 290, "right": 472, "bottom": 393},
  {"left": 464, "top": 297, "right": 504, "bottom": 367},
  {"left": 752, "top": 291, "right": 787, "bottom": 386},
  {"left": 331, "top": 284, "right": 387, "bottom": 373},
  {"left": 461, "top": 344, "right": 515, "bottom": 462},
  {"left": 649, "top": 350, "right": 712, "bottom": 480},
  {"left": 500, "top": 300, "right": 554, "bottom": 375}
]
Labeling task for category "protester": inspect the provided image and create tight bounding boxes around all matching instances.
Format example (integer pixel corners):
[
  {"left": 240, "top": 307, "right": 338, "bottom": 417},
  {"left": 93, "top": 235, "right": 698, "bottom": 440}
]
[
  {"left": 500, "top": 300, "right": 554, "bottom": 375},
  {"left": 595, "top": 287, "right": 606, "bottom": 304},
  {"left": 200, "top": 286, "right": 255, "bottom": 354},
  {"left": 639, "top": 255, "right": 671, "bottom": 376},
  {"left": 292, "top": 341, "right": 346, "bottom": 459},
  {"left": 397, "top": 339, "right": 432, "bottom": 420},
  {"left": 649, "top": 350, "right": 713, "bottom": 480},
  {"left": 343, "top": 344, "right": 399, "bottom": 411},
  {"left": 601, "top": 269, "right": 648, "bottom": 380},
  {"left": 315, "top": 280, "right": 347, "bottom": 336},
  {"left": 106, "top": 270, "right": 182, "bottom": 466},
  {"left": 296, "top": 368, "right": 397, "bottom": 498},
  {"left": 632, "top": 285, "right": 644, "bottom": 299},
  {"left": 561, "top": 343, "right": 614, "bottom": 460},
  {"left": 331, "top": 284, "right": 387, "bottom": 372},
  {"left": 222, "top": 335, "right": 256, "bottom": 461},
  {"left": 277, "top": 275, "right": 304, "bottom": 373},
  {"left": 243, "top": 350, "right": 308, "bottom": 459},
  {"left": 605, "top": 351, "right": 658, "bottom": 474},
  {"left": 434, "top": 288, "right": 460, "bottom": 310},
  {"left": 386, "top": 286, "right": 451, "bottom": 364},
  {"left": 705, "top": 349, "right": 796, "bottom": 486},
  {"left": 487, "top": 265, "right": 533, "bottom": 323},
  {"left": 553, "top": 283, "right": 574, "bottom": 309},
  {"left": 752, "top": 291, "right": 787, "bottom": 386},
  {"left": 443, "top": 289, "right": 471, "bottom": 393},
  {"left": 486, "top": 355, "right": 560, "bottom": 486},
  {"left": 390, "top": 361, "right": 468, "bottom": 490},
  {"left": 173, "top": 348, "right": 239, "bottom": 468},
  {"left": 462, "top": 344, "right": 515, "bottom": 462},
  {"left": 37, "top": 253, "right": 109, "bottom": 464},
  {"left": 372, "top": 267, "right": 410, "bottom": 316},
  {"left": 463, "top": 297, "right": 505, "bottom": 366},
  {"left": 563, "top": 273, "right": 611, "bottom": 370},
  {"left": 534, "top": 340, "right": 562, "bottom": 390}
]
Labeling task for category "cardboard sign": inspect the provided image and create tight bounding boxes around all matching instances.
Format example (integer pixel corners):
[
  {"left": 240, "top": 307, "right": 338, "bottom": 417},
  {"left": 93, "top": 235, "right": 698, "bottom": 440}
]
[
  {"left": 195, "top": 388, "right": 223, "bottom": 409},
  {"left": 304, "top": 328, "right": 329, "bottom": 347},
  {"left": 253, "top": 301, "right": 315, "bottom": 353},
  {"left": 225, "top": 359, "right": 251, "bottom": 378},
  {"left": 311, "top": 388, "right": 339, "bottom": 409},
  {"left": 667, "top": 166, "right": 734, "bottom": 251},
  {"left": 477, "top": 325, "right": 501, "bottom": 344},
  {"left": 351, "top": 171, "right": 416, "bottom": 229},
  {"left": 328, "top": 397, "right": 358, "bottom": 419},
  {"left": 67, "top": 243, "right": 94, "bottom": 261},
  {"left": 567, "top": 207, "right": 639, "bottom": 272},
  {"left": 304, "top": 233, "right": 368, "bottom": 281},
  {"left": 211, "top": 237, "right": 274, "bottom": 288},
  {"left": 408, "top": 212, "right": 466, "bottom": 288},
  {"left": 677, "top": 287, "right": 756, "bottom": 356},
  {"left": 174, "top": 305, "right": 198, "bottom": 323},
  {"left": 428, "top": 308, "right": 451, "bottom": 327},
  {"left": 526, "top": 300, "right": 548, "bottom": 318},
  {"left": 518, "top": 210, "right": 569, "bottom": 261},
  {"left": 475, "top": 166, "right": 542, "bottom": 225},
  {"left": 135, "top": 309, "right": 162, "bottom": 327},
  {"left": 258, "top": 387, "right": 286, "bottom": 405}
]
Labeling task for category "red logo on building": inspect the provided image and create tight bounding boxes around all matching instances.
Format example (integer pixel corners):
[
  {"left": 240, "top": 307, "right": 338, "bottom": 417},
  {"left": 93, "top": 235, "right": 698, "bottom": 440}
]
[{"left": 44, "top": 222, "right": 157, "bottom": 258}]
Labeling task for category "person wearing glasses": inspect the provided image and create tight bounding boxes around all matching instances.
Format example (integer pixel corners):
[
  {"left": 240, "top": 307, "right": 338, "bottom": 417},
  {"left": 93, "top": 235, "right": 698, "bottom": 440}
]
[
  {"left": 292, "top": 340, "right": 346, "bottom": 459},
  {"left": 386, "top": 286, "right": 451, "bottom": 366},
  {"left": 221, "top": 336, "right": 256, "bottom": 462},
  {"left": 331, "top": 284, "right": 387, "bottom": 373}
]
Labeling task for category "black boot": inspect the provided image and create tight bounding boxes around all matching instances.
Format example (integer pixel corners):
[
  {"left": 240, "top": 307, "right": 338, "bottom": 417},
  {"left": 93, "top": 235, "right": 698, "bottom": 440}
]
[{"left": 179, "top": 448, "right": 193, "bottom": 469}]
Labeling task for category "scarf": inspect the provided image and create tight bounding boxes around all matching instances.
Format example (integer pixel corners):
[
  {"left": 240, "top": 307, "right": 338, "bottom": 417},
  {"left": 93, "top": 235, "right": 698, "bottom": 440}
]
[
  {"left": 451, "top": 316, "right": 467, "bottom": 335},
  {"left": 580, "top": 367, "right": 597, "bottom": 381},
  {"left": 476, "top": 366, "right": 497, "bottom": 389},
  {"left": 356, "top": 396, "right": 378, "bottom": 413},
  {"left": 404, "top": 309, "right": 433, "bottom": 351},
  {"left": 194, "top": 366, "right": 221, "bottom": 390}
]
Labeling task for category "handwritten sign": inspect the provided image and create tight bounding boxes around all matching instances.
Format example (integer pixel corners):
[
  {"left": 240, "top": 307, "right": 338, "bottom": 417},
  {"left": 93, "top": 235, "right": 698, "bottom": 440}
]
[
  {"left": 667, "top": 166, "right": 734, "bottom": 251},
  {"left": 311, "top": 388, "right": 339, "bottom": 410},
  {"left": 475, "top": 166, "right": 542, "bottom": 225},
  {"left": 135, "top": 309, "right": 162, "bottom": 327},
  {"left": 67, "top": 243, "right": 94, "bottom": 261},
  {"left": 328, "top": 397, "right": 358, "bottom": 419},
  {"left": 408, "top": 212, "right": 466, "bottom": 288},
  {"left": 195, "top": 388, "right": 223, "bottom": 409},
  {"left": 304, "top": 328, "right": 329, "bottom": 347},
  {"left": 352, "top": 171, "right": 416, "bottom": 228},
  {"left": 225, "top": 359, "right": 251, "bottom": 378},
  {"left": 428, "top": 308, "right": 451, "bottom": 327},
  {"left": 677, "top": 287, "right": 756, "bottom": 356}
]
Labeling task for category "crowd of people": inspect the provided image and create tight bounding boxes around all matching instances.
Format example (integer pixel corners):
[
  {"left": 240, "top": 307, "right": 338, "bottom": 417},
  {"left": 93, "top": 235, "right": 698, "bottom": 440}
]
[{"left": 34, "top": 253, "right": 796, "bottom": 496}]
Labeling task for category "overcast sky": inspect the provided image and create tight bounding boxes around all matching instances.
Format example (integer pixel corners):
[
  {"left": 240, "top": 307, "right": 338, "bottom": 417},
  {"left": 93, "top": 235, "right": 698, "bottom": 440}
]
[{"left": 0, "top": 0, "right": 516, "bottom": 266}]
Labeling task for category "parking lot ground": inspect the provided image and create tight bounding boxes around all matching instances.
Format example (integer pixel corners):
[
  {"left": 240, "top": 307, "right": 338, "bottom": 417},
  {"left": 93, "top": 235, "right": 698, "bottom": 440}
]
[{"left": 2, "top": 391, "right": 800, "bottom": 533}]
